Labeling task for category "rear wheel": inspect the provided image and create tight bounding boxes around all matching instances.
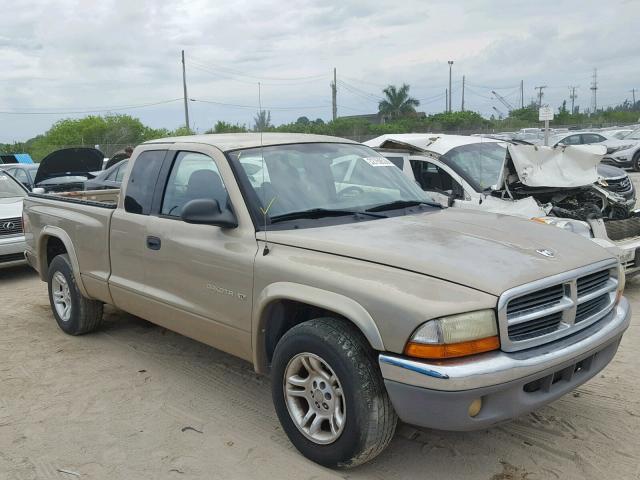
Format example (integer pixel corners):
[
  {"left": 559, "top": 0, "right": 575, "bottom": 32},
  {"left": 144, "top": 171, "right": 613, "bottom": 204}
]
[
  {"left": 271, "top": 318, "right": 397, "bottom": 468},
  {"left": 47, "top": 254, "right": 103, "bottom": 335},
  {"left": 633, "top": 152, "right": 640, "bottom": 172}
]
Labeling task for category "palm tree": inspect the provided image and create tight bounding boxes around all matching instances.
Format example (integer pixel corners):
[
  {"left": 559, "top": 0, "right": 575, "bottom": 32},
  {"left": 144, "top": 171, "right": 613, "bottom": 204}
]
[
  {"left": 253, "top": 110, "right": 272, "bottom": 131},
  {"left": 378, "top": 84, "right": 420, "bottom": 120}
]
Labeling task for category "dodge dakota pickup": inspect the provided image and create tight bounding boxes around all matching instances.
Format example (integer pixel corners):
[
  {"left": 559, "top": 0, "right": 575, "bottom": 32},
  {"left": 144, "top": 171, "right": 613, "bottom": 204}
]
[{"left": 23, "top": 133, "right": 631, "bottom": 468}]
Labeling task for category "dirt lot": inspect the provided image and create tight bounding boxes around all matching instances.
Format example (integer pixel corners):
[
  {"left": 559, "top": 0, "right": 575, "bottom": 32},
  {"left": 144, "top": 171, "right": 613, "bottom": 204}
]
[{"left": 3, "top": 198, "right": 640, "bottom": 479}]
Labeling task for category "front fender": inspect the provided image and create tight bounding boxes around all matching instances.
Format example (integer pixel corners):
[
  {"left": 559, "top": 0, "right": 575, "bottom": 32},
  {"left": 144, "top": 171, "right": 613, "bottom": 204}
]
[{"left": 252, "top": 282, "right": 385, "bottom": 373}]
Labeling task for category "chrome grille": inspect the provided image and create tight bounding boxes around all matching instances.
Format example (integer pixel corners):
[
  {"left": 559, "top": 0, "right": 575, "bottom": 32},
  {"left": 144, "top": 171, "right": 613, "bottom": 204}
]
[
  {"left": 0, "top": 217, "right": 23, "bottom": 236},
  {"left": 606, "top": 176, "right": 632, "bottom": 194},
  {"left": 498, "top": 260, "right": 618, "bottom": 352},
  {"left": 577, "top": 270, "right": 610, "bottom": 297}
]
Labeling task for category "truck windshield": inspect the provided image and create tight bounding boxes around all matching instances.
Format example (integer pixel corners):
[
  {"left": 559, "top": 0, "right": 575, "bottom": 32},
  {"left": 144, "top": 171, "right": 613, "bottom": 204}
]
[
  {"left": 228, "top": 143, "right": 430, "bottom": 222},
  {"left": 441, "top": 143, "right": 507, "bottom": 191},
  {"left": 0, "top": 173, "right": 27, "bottom": 198}
]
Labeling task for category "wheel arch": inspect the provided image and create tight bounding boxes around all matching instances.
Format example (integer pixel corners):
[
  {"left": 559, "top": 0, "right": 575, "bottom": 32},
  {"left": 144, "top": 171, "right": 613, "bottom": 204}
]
[
  {"left": 37, "top": 226, "right": 89, "bottom": 297},
  {"left": 253, "top": 282, "right": 385, "bottom": 374}
]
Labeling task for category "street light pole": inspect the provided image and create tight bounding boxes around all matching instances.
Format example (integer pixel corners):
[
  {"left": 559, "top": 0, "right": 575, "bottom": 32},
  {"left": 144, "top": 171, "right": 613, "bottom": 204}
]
[{"left": 448, "top": 61, "right": 454, "bottom": 112}]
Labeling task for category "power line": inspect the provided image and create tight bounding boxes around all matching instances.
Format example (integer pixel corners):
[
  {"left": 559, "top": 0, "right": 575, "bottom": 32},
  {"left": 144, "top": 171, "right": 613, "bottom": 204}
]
[
  {"left": 0, "top": 98, "right": 182, "bottom": 115},
  {"left": 188, "top": 62, "right": 325, "bottom": 86},
  {"left": 534, "top": 85, "right": 547, "bottom": 107},
  {"left": 187, "top": 56, "right": 326, "bottom": 82},
  {"left": 190, "top": 98, "right": 329, "bottom": 111}
]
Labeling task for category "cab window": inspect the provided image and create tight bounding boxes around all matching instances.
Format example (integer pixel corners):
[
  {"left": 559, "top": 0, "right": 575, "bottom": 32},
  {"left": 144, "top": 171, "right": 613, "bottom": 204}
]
[{"left": 161, "top": 152, "right": 229, "bottom": 217}]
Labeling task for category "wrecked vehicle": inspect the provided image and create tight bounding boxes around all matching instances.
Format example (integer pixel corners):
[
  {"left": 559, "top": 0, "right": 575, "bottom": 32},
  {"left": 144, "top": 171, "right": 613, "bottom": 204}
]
[
  {"left": 365, "top": 134, "right": 640, "bottom": 276},
  {"left": 33, "top": 147, "right": 104, "bottom": 193}
]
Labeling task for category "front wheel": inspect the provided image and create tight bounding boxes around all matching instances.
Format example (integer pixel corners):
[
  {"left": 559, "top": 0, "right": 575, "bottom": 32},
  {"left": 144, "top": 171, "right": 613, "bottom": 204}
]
[
  {"left": 633, "top": 152, "right": 640, "bottom": 172},
  {"left": 271, "top": 318, "right": 397, "bottom": 468}
]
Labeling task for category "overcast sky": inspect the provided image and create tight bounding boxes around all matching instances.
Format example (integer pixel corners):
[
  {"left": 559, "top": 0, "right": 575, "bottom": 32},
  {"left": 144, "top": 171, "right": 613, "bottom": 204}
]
[{"left": 1, "top": 0, "right": 638, "bottom": 142}]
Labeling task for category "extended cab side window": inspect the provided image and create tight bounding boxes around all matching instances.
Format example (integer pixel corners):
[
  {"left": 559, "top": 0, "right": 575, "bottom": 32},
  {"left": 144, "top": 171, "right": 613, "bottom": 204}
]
[
  {"left": 124, "top": 150, "right": 166, "bottom": 215},
  {"left": 161, "top": 152, "right": 229, "bottom": 217}
]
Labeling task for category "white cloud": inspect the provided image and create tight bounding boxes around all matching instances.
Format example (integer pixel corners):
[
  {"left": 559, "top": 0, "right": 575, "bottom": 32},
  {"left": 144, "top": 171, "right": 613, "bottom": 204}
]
[{"left": 1, "top": 0, "right": 639, "bottom": 141}]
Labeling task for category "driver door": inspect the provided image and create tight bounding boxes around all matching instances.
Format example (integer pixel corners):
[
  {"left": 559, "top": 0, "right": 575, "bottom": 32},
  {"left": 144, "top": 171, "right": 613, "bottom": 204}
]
[
  {"left": 409, "top": 159, "right": 467, "bottom": 207},
  {"left": 143, "top": 148, "right": 257, "bottom": 360}
]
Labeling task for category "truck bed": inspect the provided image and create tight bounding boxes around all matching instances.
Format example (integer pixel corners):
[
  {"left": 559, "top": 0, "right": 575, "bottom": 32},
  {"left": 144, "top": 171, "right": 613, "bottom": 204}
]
[{"left": 24, "top": 191, "right": 118, "bottom": 300}]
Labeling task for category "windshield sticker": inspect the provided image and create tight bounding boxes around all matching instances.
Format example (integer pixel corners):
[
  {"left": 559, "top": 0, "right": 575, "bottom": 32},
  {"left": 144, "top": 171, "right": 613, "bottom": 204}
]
[{"left": 362, "top": 157, "right": 394, "bottom": 167}]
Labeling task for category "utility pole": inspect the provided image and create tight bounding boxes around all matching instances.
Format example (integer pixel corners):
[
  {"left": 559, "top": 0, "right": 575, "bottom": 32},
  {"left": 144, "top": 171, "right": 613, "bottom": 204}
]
[
  {"left": 461, "top": 75, "right": 465, "bottom": 111},
  {"left": 445, "top": 89, "right": 448, "bottom": 112},
  {"left": 520, "top": 80, "right": 524, "bottom": 109},
  {"left": 534, "top": 85, "right": 547, "bottom": 108},
  {"left": 590, "top": 68, "right": 598, "bottom": 113},
  {"left": 568, "top": 86, "right": 578, "bottom": 114},
  {"left": 181, "top": 50, "right": 190, "bottom": 132},
  {"left": 630, "top": 88, "right": 637, "bottom": 107},
  {"left": 331, "top": 68, "right": 337, "bottom": 121},
  {"left": 448, "top": 61, "right": 454, "bottom": 112}
]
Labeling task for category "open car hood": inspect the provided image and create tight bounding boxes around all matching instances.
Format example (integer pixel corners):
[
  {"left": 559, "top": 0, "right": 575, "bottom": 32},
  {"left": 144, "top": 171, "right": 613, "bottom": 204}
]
[
  {"left": 34, "top": 147, "right": 104, "bottom": 185},
  {"left": 500, "top": 144, "right": 606, "bottom": 189}
]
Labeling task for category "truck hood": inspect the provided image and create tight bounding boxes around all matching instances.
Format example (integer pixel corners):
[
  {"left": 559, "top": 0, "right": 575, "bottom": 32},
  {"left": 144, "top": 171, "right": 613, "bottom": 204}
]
[
  {"left": 34, "top": 147, "right": 104, "bottom": 185},
  {"left": 264, "top": 208, "right": 613, "bottom": 296},
  {"left": 503, "top": 144, "right": 605, "bottom": 188}
]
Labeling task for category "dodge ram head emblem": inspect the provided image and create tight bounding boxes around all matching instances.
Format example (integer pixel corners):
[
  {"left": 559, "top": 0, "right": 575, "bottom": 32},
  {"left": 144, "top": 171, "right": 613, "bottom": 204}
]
[
  {"left": 2, "top": 222, "right": 16, "bottom": 230},
  {"left": 536, "top": 248, "right": 555, "bottom": 258}
]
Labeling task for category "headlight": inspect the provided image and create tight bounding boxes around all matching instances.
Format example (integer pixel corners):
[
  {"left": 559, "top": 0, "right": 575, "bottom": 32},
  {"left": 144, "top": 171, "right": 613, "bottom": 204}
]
[
  {"left": 531, "top": 217, "right": 593, "bottom": 238},
  {"left": 405, "top": 310, "right": 500, "bottom": 359},
  {"left": 608, "top": 144, "right": 634, "bottom": 154}
]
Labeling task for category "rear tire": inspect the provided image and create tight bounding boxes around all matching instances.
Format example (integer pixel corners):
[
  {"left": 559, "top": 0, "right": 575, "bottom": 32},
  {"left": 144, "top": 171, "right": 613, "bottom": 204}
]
[
  {"left": 47, "top": 254, "right": 103, "bottom": 335},
  {"left": 633, "top": 152, "right": 640, "bottom": 172},
  {"left": 271, "top": 317, "right": 397, "bottom": 468}
]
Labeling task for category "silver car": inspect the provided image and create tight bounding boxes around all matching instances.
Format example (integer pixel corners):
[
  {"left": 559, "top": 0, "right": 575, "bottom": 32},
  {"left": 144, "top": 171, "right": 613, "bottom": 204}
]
[{"left": 0, "top": 171, "right": 28, "bottom": 268}]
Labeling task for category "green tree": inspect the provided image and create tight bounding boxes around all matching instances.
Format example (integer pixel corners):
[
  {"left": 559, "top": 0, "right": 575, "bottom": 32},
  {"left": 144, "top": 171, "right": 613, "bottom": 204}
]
[
  {"left": 378, "top": 84, "right": 420, "bottom": 120},
  {"left": 206, "top": 121, "right": 247, "bottom": 134},
  {"left": 253, "top": 110, "right": 272, "bottom": 131}
]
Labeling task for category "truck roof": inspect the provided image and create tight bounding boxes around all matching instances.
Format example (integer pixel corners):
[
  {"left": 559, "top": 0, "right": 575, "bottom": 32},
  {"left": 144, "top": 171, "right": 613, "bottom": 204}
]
[{"left": 143, "top": 133, "right": 358, "bottom": 152}]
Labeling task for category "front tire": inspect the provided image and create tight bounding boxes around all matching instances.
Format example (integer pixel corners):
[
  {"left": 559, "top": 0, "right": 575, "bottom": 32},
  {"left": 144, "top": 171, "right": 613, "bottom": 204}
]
[
  {"left": 633, "top": 152, "right": 640, "bottom": 172},
  {"left": 271, "top": 318, "right": 397, "bottom": 468},
  {"left": 47, "top": 254, "right": 103, "bottom": 335}
]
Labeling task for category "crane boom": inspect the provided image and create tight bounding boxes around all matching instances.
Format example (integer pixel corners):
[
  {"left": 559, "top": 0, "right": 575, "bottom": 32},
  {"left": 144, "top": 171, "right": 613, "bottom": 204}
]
[{"left": 492, "top": 90, "right": 515, "bottom": 112}]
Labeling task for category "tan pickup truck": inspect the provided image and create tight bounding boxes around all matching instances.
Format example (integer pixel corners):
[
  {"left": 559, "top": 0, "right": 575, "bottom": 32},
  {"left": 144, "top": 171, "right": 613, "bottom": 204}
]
[{"left": 23, "top": 133, "right": 631, "bottom": 468}]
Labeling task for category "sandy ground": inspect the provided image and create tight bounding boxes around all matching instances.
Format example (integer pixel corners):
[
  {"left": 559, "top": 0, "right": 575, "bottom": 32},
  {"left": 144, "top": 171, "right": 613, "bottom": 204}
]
[{"left": 2, "top": 178, "right": 640, "bottom": 479}]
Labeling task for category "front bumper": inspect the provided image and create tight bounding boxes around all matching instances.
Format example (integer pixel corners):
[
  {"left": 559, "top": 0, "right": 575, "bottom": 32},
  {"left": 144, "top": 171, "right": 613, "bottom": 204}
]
[
  {"left": 0, "top": 235, "right": 27, "bottom": 268},
  {"left": 379, "top": 297, "right": 630, "bottom": 430}
]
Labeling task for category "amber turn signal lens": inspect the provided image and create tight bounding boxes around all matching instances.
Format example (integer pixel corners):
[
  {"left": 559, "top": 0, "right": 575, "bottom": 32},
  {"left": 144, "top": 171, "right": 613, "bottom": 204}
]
[{"left": 405, "top": 336, "right": 500, "bottom": 360}]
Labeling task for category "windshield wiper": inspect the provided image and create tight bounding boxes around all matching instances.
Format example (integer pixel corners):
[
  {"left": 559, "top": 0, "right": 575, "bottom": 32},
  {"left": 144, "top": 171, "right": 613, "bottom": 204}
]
[
  {"left": 269, "top": 208, "right": 386, "bottom": 224},
  {"left": 365, "top": 200, "right": 440, "bottom": 212}
]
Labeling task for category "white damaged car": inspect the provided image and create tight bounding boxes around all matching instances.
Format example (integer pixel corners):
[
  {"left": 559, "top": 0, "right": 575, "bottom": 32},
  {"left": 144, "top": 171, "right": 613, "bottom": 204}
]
[{"left": 365, "top": 134, "right": 640, "bottom": 276}]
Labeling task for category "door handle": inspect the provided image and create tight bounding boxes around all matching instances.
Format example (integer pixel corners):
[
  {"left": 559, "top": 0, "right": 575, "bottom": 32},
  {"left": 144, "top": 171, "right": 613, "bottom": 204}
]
[{"left": 146, "top": 236, "right": 161, "bottom": 250}]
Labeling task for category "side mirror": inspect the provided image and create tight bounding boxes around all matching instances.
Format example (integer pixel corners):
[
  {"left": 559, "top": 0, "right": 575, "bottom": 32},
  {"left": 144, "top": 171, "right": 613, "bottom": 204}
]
[
  {"left": 32, "top": 187, "right": 45, "bottom": 194},
  {"left": 447, "top": 194, "right": 455, "bottom": 207},
  {"left": 180, "top": 198, "right": 238, "bottom": 228}
]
